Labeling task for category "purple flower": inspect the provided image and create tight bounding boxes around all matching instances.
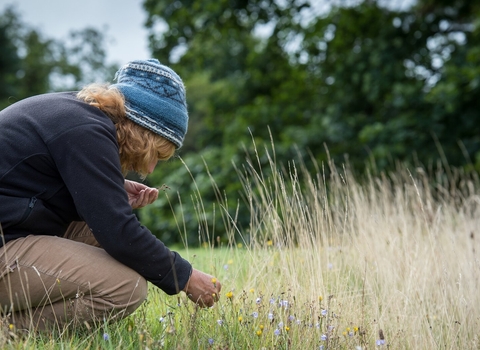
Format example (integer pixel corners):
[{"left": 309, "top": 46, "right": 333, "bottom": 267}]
[
  {"left": 208, "top": 338, "right": 214, "bottom": 345},
  {"left": 268, "top": 313, "right": 274, "bottom": 320},
  {"left": 376, "top": 339, "right": 386, "bottom": 346},
  {"left": 103, "top": 333, "right": 109, "bottom": 341},
  {"left": 321, "top": 334, "right": 327, "bottom": 341},
  {"left": 252, "top": 312, "right": 259, "bottom": 318},
  {"left": 274, "top": 329, "right": 281, "bottom": 336},
  {"left": 321, "top": 309, "right": 328, "bottom": 316}
]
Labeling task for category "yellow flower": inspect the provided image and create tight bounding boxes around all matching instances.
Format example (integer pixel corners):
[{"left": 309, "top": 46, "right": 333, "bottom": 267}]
[
  {"left": 249, "top": 288, "right": 255, "bottom": 293},
  {"left": 319, "top": 296, "right": 323, "bottom": 302},
  {"left": 267, "top": 240, "right": 273, "bottom": 246},
  {"left": 354, "top": 326, "right": 359, "bottom": 333},
  {"left": 285, "top": 326, "right": 290, "bottom": 332},
  {"left": 346, "top": 327, "right": 351, "bottom": 332},
  {"left": 237, "top": 243, "right": 243, "bottom": 248},
  {"left": 226, "top": 291, "right": 233, "bottom": 299},
  {"left": 227, "top": 259, "right": 234, "bottom": 264},
  {"left": 8, "top": 324, "right": 14, "bottom": 330},
  {"left": 343, "top": 331, "right": 347, "bottom": 336},
  {"left": 238, "top": 316, "right": 243, "bottom": 322},
  {"left": 211, "top": 278, "right": 217, "bottom": 284},
  {"left": 259, "top": 324, "right": 264, "bottom": 330},
  {"left": 256, "top": 330, "right": 262, "bottom": 336}
]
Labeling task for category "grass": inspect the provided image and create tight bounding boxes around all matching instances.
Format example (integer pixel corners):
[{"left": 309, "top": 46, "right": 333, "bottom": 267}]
[{"left": 1, "top": 146, "right": 479, "bottom": 349}]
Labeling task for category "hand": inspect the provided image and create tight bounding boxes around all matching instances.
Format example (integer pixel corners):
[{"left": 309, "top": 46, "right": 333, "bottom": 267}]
[
  {"left": 124, "top": 180, "right": 159, "bottom": 209},
  {"left": 183, "top": 269, "right": 222, "bottom": 308}
]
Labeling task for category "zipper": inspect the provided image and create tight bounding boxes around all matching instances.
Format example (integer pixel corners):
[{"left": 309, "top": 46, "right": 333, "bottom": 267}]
[{"left": 19, "top": 197, "right": 37, "bottom": 224}]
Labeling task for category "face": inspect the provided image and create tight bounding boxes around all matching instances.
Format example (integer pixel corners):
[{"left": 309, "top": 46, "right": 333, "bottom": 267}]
[{"left": 147, "top": 159, "right": 158, "bottom": 174}]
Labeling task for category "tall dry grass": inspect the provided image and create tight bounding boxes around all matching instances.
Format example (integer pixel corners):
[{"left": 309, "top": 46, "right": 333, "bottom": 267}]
[{"left": 215, "top": 144, "right": 480, "bottom": 349}]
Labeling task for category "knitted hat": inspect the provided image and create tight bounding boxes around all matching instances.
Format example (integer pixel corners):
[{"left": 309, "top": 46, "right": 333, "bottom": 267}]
[{"left": 111, "top": 59, "right": 188, "bottom": 148}]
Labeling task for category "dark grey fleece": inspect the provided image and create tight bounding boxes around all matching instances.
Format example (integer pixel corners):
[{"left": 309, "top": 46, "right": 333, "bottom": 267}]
[{"left": 0, "top": 92, "right": 191, "bottom": 295}]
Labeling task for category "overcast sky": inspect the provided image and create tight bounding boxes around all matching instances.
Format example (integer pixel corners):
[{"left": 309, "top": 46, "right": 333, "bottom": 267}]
[
  {"left": 1, "top": 0, "right": 151, "bottom": 65},
  {"left": 2, "top": 0, "right": 415, "bottom": 66}
]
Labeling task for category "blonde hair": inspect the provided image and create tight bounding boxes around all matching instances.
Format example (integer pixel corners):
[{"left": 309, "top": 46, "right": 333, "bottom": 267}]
[{"left": 77, "top": 84, "right": 176, "bottom": 176}]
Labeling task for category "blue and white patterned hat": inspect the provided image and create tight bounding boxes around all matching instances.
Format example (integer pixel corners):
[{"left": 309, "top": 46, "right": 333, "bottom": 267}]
[{"left": 112, "top": 59, "right": 188, "bottom": 148}]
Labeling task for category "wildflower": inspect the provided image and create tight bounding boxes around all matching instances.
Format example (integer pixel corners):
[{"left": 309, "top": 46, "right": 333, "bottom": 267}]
[
  {"left": 278, "top": 322, "right": 284, "bottom": 328},
  {"left": 211, "top": 278, "right": 217, "bottom": 285},
  {"left": 223, "top": 264, "right": 229, "bottom": 270},
  {"left": 316, "top": 323, "right": 320, "bottom": 329},
  {"left": 296, "top": 320, "right": 301, "bottom": 325},
  {"left": 252, "top": 312, "right": 259, "bottom": 318},
  {"left": 270, "top": 298, "right": 276, "bottom": 304},
  {"left": 354, "top": 326, "right": 359, "bottom": 333},
  {"left": 321, "top": 334, "right": 327, "bottom": 341},
  {"left": 256, "top": 297, "right": 262, "bottom": 304},
  {"left": 274, "top": 329, "right": 281, "bottom": 336},
  {"left": 268, "top": 313, "right": 274, "bottom": 320},
  {"left": 159, "top": 317, "right": 165, "bottom": 323},
  {"left": 256, "top": 330, "right": 262, "bottom": 336},
  {"left": 208, "top": 338, "right": 214, "bottom": 345},
  {"left": 319, "top": 296, "right": 323, "bottom": 302},
  {"left": 321, "top": 309, "right": 327, "bottom": 316},
  {"left": 226, "top": 291, "right": 233, "bottom": 299},
  {"left": 249, "top": 288, "right": 255, "bottom": 293},
  {"left": 217, "top": 319, "right": 223, "bottom": 326},
  {"left": 237, "top": 243, "right": 243, "bottom": 248},
  {"left": 267, "top": 240, "right": 273, "bottom": 246},
  {"left": 259, "top": 324, "right": 264, "bottom": 330},
  {"left": 8, "top": 324, "right": 14, "bottom": 331},
  {"left": 103, "top": 333, "right": 109, "bottom": 341},
  {"left": 285, "top": 326, "right": 290, "bottom": 332},
  {"left": 282, "top": 300, "right": 289, "bottom": 308},
  {"left": 288, "top": 315, "right": 295, "bottom": 322},
  {"left": 349, "top": 331, "right": 354, "bottom": 337},
  {"left": 376, "top": 329, "right": 385, "bottom": 346},
  {"left": 238, "top": 316, "right": 243, "bottom": 322},
  {"left": 228, "top": 259, "right": 233, "bottom": 264}
]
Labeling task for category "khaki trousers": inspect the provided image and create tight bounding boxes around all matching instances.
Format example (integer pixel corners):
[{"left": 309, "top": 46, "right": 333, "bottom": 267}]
[{"left": 0, "top": 222, "right": 147, "bottom": 332}]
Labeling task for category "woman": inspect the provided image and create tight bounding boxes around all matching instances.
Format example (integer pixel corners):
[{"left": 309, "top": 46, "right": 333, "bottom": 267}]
[{"left": 0, "top": 59, "right": 221, "bottom": 332}]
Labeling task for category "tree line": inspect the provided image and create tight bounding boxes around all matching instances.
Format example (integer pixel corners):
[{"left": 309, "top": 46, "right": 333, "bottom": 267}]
[{"left": 1, "top": 0, "right": 479, "bottom": 245}]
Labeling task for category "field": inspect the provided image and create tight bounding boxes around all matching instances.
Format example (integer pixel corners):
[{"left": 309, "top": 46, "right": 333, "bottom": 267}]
[{"left": 1, "top": 152, "right": 479, "bottom": 349}]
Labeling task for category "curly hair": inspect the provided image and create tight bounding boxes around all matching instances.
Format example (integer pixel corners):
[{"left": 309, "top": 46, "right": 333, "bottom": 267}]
[{"left": 77, "top": 84, "right": 176, "bottom": 176}]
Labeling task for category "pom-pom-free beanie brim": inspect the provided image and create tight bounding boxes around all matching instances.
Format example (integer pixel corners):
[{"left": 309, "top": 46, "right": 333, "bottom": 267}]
[{"left": 112, "top": 59, "right": 188, "bottom": 148}]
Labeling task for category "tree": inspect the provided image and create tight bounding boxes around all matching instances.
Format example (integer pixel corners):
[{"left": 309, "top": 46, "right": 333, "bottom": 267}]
[
  {"left": 0, "top": 6, "right": 118, "bottom": 110},
  {"left": 140, "top": 0, "right": 480, "bottom": 245}
]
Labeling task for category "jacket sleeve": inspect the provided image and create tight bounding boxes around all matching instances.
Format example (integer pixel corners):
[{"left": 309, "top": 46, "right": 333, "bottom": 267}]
[{"left": 47, "top": 120, "right": 191, "bottom": 295}]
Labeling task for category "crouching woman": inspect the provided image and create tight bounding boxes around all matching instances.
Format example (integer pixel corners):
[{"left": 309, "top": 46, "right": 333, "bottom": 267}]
[{"left": 0, "top": 59, "right": 221, "bottom": 332}]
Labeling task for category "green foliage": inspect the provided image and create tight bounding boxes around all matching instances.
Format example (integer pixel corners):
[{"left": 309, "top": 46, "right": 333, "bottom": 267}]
[
  {"left": 0, "top": 6, "right": 118, "bottom": 110},
  {"left": 140, "top": 0, "right": 480, "bottom": 245}
]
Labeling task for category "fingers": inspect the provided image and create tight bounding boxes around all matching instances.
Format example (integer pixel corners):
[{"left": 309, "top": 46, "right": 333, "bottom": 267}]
[
  {"left": 130, "top": 188, "right": 159, "bottom": 209},
  {"left": 184, "top": 269, "right": 221, "bottom": 308}
]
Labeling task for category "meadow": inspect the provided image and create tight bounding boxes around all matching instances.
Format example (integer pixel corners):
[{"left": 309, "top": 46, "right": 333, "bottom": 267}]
[{"left": 1, "top": 148, "right": 479, "bottom": 349}]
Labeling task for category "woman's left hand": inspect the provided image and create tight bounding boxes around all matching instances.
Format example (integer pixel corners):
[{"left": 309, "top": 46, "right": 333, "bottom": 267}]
[{"left": 124, "top": 180, "right": 159, "bottom": 209}]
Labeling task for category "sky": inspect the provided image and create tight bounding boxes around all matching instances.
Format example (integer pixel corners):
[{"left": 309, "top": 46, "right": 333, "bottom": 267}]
[
  {"left": 1, "top": 0, "right": 151, "bottom": 65},
  {"left": 2, "top": 0, "right": 416, "bottom": 66}
]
